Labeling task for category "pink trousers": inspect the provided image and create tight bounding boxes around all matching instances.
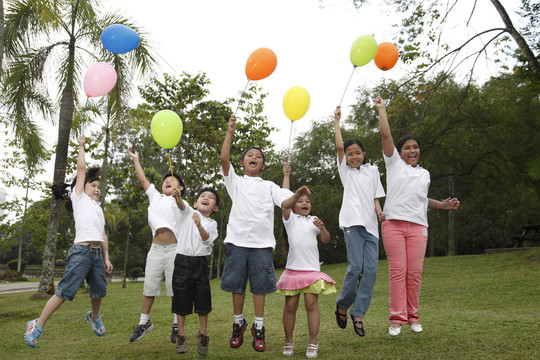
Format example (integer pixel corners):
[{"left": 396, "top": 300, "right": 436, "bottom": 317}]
[{"left": 382, "top": 219, "right": 428, "bottom": 325}]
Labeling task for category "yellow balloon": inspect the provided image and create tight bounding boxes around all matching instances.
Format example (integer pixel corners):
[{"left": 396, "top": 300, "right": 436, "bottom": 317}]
[{"left": 283, "top": 86, "right": 310, "bottom": 121}]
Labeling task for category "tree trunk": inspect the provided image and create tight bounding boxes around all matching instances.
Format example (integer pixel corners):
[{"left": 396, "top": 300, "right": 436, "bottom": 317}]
[
  {"left": 99, "top": 126, "right": 110, "bottom": 205},
  {"left": 490, "top": 0, "right": 540, "bottom": 80},
  {"left": 447, "top": 175, "right": 456, "bottom": 256},
  {"left": 17, "top": 178, "right": 30, "bottom": 272},
  {"left": 217, "top": 241, "right": 222, "bottom": 278},
  {"left": 122, "top": 218, "right": 130, "bottom": 289}
]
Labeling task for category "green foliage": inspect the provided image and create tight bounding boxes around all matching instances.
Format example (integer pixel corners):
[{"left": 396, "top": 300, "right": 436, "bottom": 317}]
[{"left": 128, "top": 267, "right": 143, "bottom": 280}]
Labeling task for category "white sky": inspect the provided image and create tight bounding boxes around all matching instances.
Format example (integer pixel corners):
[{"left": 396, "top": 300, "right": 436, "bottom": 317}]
[{"left": 1, "top": 0, "right": 522, "bottom": 212}]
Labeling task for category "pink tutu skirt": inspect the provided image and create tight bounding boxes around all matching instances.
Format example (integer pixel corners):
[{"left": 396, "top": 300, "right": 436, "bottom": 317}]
[{"left": 277, "top": 269, "right": 336, "bottom": 295}]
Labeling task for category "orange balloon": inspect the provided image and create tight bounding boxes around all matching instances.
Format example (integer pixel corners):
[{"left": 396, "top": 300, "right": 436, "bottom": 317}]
[
  {"left": 245, "top": 48, "right": 277, "bottom": 81},
  {"left": 374, "top": 42, "right": 399, "bottom": 71}
]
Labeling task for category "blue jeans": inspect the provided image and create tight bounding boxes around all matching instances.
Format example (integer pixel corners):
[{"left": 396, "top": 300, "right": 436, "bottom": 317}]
[
  {"left": 336, "top": 226, "right": 378, "bottom": 318},
  {"left": 56, "top": 244, "right": 107, "bottom": 301}
]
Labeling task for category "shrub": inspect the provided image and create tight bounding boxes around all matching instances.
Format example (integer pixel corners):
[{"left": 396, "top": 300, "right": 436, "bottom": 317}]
[
  {"left": 129, "top": 267, "right": 144, "bottom": 280},
  {"left": 7, "top": 259, "right": 27, "bottom": 273},
  {"left": 55, "top": 259, "right": 66, "bottom": 267},
  {"left": 0, "top": 269, "right": 24, "bottom": 281}
]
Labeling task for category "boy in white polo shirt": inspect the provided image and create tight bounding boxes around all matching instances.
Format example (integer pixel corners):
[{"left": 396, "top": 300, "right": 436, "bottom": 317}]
[
  {"left": 170, "top": 186, "right": 219, "bottom": 356},
  {"left": 219, "top": 115, "right": 310, "bottom": 353},
  {"left": 127, "top": 148, "right": 184, "bottom": 343}
]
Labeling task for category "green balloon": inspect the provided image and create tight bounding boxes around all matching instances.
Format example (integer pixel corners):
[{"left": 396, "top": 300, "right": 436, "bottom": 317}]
[
  {"left": 151, "top": 110, "right": 183, "bottom": 149},
  {"left": 349, "top": 35, "right": 378, "bottom": 67}
]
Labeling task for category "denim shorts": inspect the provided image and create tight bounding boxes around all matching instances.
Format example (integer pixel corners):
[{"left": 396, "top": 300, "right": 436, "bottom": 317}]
[
  {"left": 220, "top": 243, "right": 276, "bottom": 295},
  {"left": 56, "top": 244, "right": 107, "bottom": 301},
  {"left": 171, "top": 254, "right": 211, "bottom": 315}
]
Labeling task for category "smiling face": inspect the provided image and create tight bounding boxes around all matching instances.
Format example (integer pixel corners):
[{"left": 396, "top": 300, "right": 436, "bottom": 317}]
[
  {"left": 84, "top": 180, "right": 101, "bottom": 201},
  {"left": 292, "top": 195, "right": 311, "bottom": 216},
  {"left": 345, "top": 143, "right": 365, "bottom": 169},
  {"left": 194, "top": 191, "right": 219, "bottom": 216},
  {"left": 399, "top": 139, "right": 421, "bottom": 166},
  {"left": 240, "top": 148, "right": 266, "bottom": 176},
  {"left": 162, "top": 175, "right": 182, "bottom": 196}
]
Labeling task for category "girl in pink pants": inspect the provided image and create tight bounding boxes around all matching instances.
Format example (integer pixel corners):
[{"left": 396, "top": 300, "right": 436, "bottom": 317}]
[{"left": 376, "top": 95, "right": 460, "bottom": 336}]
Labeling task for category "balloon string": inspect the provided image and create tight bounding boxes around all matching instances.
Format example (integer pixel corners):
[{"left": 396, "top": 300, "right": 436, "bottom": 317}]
[
  {"left": 167, "top": 150, "right": 180, "bottom": 203},
  {"left": 286, "top": 121, "right": 294, "bottom": 164},
  {"left": 82, "top": 97, "right": 88, "bottom": 136},
  {"left": 234, "top": 79, "right": 250, "bottom": 117},
  {"left": 378, "top": 71, "right": 384, "bottom": 95},
  {"left": 339, "top": 66, "right": 356, "bottom": 106}
]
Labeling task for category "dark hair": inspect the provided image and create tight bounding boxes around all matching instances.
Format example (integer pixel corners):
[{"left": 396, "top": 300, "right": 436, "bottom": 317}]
[
  {"left": 162, "top": 173, "right": 186, "bottom": 197},
  {"left": 396, "top": 134, "right": 420, "bottom": 153},
  {"left": 196, "top": 187, "right": 220, "bottom": 208},
  {"left": 241, "top": 146, "right": 266, "bottom": 164},
  {"left": 343, "top": 138, "right": 368, "bottom": 164},
  {"left": 52, "top": 167, "right": 101, "bottom": 212}
]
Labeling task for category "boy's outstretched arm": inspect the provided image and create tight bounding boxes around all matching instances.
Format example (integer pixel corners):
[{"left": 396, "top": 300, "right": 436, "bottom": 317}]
[
  {"left": 334, "top": 106, "right": 345, "bottom": 164},
  {"left": 376, "top": 95, "right": 394, "bottom": 158},
  {"left": 282, "top": 164, "right": 292, "bottom": 220},
  {"left": 172, "top": 188, "right": 186, "bottom": 211},
  {"left": 74, "top": 135, "right": 87, "bottom": 196},
  {"left": 220, "top": 115, "right": 236, "bottom": 176},
  {"left": 281, "top": 186, "right": 311, "bottom": 209},
  {"left": 126, "top": 147, "right": 151, "bottom": 191}
]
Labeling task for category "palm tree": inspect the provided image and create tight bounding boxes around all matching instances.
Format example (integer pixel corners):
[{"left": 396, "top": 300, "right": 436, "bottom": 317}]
[{"left": 2, "top": 0, "right": 155, "bottom": 296}]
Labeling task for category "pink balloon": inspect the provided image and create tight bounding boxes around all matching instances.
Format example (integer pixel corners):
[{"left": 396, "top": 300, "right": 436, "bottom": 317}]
[{"left": 83, "top": 62, "right": 117, "bottom": 97}]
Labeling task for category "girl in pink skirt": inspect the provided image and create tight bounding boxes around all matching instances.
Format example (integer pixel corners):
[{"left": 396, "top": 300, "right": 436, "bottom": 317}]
[{"left": 277, "top": 164, "right": 336, "bottom": 359}]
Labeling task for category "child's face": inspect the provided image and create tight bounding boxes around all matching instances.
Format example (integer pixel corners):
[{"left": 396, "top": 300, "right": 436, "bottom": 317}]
[
  {"left": 194, "top": 191, "right": 219, "bottom": 216},
  {"left": 162, "top": 176, "right": 182, "bottom": 196},
  {"left": 292, "top": 195, "right": 311, "bottom": 216},
  {"left": 345, "top": 143, "right": 365, "bottom": 169},
  {"left": 85, "top": 180, "right": 100, "bottom": 201},
  {"left": 240, "top": 148, "right": 266, "bottom": 176},
  {"left": 399, "top": 139, "right": 421, "bottom": 167}
]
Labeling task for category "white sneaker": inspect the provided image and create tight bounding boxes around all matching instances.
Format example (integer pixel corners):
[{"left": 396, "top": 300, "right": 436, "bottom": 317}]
[
  {"left": 388, "top": 325, "right": 401, "bottom": 336},
  {"left": 410, "top": 323, "right": 423, "bottom": 333}
]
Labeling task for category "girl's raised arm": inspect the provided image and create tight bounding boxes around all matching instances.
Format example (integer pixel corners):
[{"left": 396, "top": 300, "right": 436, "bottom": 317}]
[
  {"left": 334, "top": 106, "right": 345, "bottom": 164},
  {"left": 282, "top": 164, "right": 292, "bottom": 221},
  {"left": 376, "top": 96, "right": 394, "bottom": 158},
  {"left": 74, "top": 135, "right": 87, "bottom": 196}
]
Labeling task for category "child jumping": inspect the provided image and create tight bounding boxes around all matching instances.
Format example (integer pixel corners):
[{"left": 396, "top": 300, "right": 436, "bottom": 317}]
[
  {"left": 127, "top": 148, "right": 185, "bottom": 343},
  {"left": 333, "top": 105, "right": 386, "bottom": 337},
  {"left": 277, "top": 163, "right": 336, "bottom": 359},
  {"left": 24, "top": 135, "right": 113, "bottom": 348},
  {"left": 220, "top": 115, "right": 310, "bottom": 353},
  {"left": 171, "top": 186, "right": 219, "bottom": 356}
]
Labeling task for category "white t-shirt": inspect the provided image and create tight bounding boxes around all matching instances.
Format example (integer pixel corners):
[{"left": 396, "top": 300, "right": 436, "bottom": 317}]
[
  {"left": 71, "top": 191, "right": 105, "bottom": 243},
  {"left": 383, "top": 147, "right": 431, "bottom": 227},
  {"left": 146, "top": 184, "right": 179, "bottom": 240},
  {"left": 283, "top": 213, "right": 321, "bottom": 271},
  {"left": 175, "top": 205, "right": 218, "bottom": 257},
  {"left": 337, "top": 155, "right": 385, "bottom": 238},
  {"left": 221, "top": 163, "right": 293, "bottom": 249}
]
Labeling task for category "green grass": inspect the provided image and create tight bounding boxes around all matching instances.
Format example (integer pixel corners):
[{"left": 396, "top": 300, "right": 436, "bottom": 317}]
[{"left": 1, "top": 249, "right": 539, "bottom": 359}]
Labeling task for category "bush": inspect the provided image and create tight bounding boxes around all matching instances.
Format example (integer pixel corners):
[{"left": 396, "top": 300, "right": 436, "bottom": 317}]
[
  {"left": 7, "top": 259, "right": 27, "bottom": 272},
  {"left": 0, "top": 269, "right": 25, "bottom": 281},
  {"left": 55, "top": 259, "right": 66, "bottom": 267},
  {"left": 129, "top": 267, "right": 144, "bottom": 280}
]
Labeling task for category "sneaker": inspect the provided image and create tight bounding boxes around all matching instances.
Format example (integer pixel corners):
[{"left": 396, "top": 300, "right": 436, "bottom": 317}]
[
  {"left": 170, "top": 324, "right": 178, "bottom": 343},
  {"left": 129, "top": 320, "right": 154, "bottom": 342},
  {"left": 389, "top": 324, "right": 401, "bottom": 337},
  {"left": 410, "top": 322, "right": 423, "bottom": 333},
  {"left": 251, "top": 323, "right": 266, "bottom": 352},
  {"left": 229, "top": 319, "right": 247, "bottom": 348},
  {"left": 176, "top": 335, "right": 187, "bottom": 354},
  {"left": 24, "top": 319, "right": 43, "bottom": 348},
  {"left": 197, "top": 331, "right": 209, "bottom": 355},
  {"left": 85, "top": 311, "right": 106, "bottom": 336}
]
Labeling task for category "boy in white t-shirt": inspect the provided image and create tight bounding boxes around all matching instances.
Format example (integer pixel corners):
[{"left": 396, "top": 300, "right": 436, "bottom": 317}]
[
  {"left": 219, "top": 115, "right": 310, "bottom": 353},
  {"left": 170, "top": 186, "right": 219, "bottom": 356},
  {"left": 127, "top": 148, "right": 185, "bottom": 343}
]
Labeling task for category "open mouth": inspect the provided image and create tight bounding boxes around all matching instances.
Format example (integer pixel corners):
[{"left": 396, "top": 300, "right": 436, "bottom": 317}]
[
  {"left": 301, "top": 206, "right": 309, "bottom": 211},
  {"left": 201, "top": 200, "right": 209, "bottom": 206}
]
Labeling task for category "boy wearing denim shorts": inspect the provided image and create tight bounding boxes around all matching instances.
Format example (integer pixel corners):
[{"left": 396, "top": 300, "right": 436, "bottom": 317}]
[
  {"left": 127, "top": 148, "right": 185, "bottom": 343},
  {"left": 171, "top": 187, "right": 219, "bottom": 355},
  {"left": 219, "top": 115, "right": 310, "bottom": 352}
]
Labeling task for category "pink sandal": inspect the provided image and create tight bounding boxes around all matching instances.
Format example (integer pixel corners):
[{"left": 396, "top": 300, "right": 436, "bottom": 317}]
[{"left": 306, "top": 343, "right": 318, "bottom": 359}]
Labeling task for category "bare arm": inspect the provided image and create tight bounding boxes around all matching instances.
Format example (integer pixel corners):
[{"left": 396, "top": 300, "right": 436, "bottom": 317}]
[
  {"left": 313, "top": 218, "right": 330, "bottom": 244},
  {"left": 193, "top": 213, "right": 210, "bottom": 241},
  {"left": 281, "top": 186, "right": 311, "bottom": 209},
  {"left": 428, "top": 197, "right": 460, "bottom": 210},
  {"left": 126, "top": 147, "right": 151, "bottom": 191},
  {"left": 172, "top": 188, "right": 186, "bottom": 210},
  {"left": 101, "top": 232, "right": 113, "bottom": 274},
  {"left": 374, "top": 198, "right": 386, "bottom": 222},
  {"left": 376, "top": 95, "right": 394, "bottom": 158},
  {"left": 334, "top": 106, "right": 345, "bottom": 164},
  {"left": 220, "top": 116, "right": 236, "bottom": 176},
  {"left": 74, "top": 136, "right": 87, "bottom": 196},
  {"left": 282, "top": 164, "right": 292, "bottom": 221}
]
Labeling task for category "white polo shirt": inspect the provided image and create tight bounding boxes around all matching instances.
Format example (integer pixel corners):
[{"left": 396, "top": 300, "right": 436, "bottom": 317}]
[
  {"left": 337, "top": 156, "right": 385, "bottom": 238},
  {"left": 383, "top": 147, "right": 431, "bottom": 227},
  {"left": 175, "top": 205, "right": 218, "bottom": 257},
  {"left": 221, "top": 163, "right": 293, "bottom": 249},
  {"left": 283, "top": 213, "right": 321, "bottom": 271},
  {"left": 146, "top": 184, "right": 179, "bottom": 240},
  {"left": 71, "top": 191, "right": 105, "bottom": 243}
]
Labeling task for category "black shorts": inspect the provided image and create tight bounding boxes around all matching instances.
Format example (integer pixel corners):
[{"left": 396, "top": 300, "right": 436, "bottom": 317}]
[{"left": 171, "top": 254, "right": 212, "bottom": 316}]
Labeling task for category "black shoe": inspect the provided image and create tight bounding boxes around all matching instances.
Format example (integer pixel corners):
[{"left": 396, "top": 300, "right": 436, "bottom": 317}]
[
  {"left": 335, "top": 304, "right": 347, "bottom": 329},
  {"left": 350, "top": 314, "right": 365, "bottom": 337}
]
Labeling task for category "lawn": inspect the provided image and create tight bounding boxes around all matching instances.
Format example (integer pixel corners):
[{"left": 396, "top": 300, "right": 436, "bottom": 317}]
[{"left": 1, "top": 249, "right": 539, "bottom": 359}]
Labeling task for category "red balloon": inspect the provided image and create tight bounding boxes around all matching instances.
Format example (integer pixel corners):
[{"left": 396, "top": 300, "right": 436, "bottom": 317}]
[
  {"left": 374, "top": 42, "right": 399, "bottom": 71},
  {"left": 245, "top": 48, "right": 277, "bottom": 81}
]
